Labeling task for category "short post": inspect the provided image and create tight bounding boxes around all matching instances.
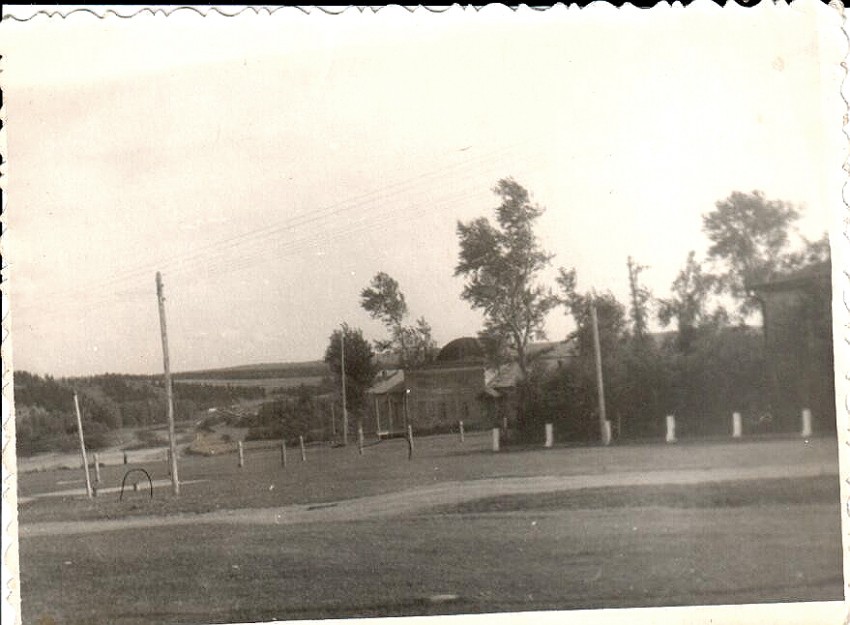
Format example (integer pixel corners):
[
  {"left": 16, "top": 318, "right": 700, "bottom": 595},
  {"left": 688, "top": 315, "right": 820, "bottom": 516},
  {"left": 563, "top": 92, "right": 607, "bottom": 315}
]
[
  {"left": 407, "top": 425, "right": 414, "bottom": 460},
  {"left": 665, "top": 415, "right": 677, "bottom": 443},
  {"left": 280, "top": 439, "right": 287, "bottom": 467},
  {"left": 801, "top": 408, "right": 813, "bottom": 438},
  {"left": 544, "top": 423, "right": 553, "bottom": 448},
  {"left": 123, "top": 452, "right": 128, "bottom": 465},
  {"left": 238, "top": 441, "right": 244, "bottom": 468},
  {"left": 358, "top": 423, "right": 364, "bottom": 455},
  {"left": 502, "top": 417, "right": 508, "bottom": 433},
  {"left": 492, "top": 427, "right": 500, "bottom": 452},
  {"left": 602, "top": 420, "right": 612, "bottom": 446},
  {"left": 732, "top": 412, "right": 742, "bottom": 439},
  {"left": 167, "top": 449, "right": 172, "bottom": 476},
  {"left": 93, "top": 453, "right": 101, "bottom": 484},
  {"left": 458, "top": 420, "right": 465, "bottom": 443},
  {"left": 299, "top": 435, "right": 306, "bottom": 462}
]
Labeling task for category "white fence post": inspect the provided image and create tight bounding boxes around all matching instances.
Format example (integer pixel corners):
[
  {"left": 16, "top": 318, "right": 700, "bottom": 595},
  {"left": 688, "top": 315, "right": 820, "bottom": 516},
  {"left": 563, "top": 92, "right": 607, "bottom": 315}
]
[
  {"left": 93, "top": 453, "right": 101, "bottom": 484},
  {"left": 801, "top": 408, "right": 813, "bottom": 438},
  {"left": 299, "top": 435, "right": 307, "bottom": 462},
  {"left": 238, "top": 441, "right": 244, "bottom": 468},
  {"left": 459, "top": 421, "right": 465, "bottom": 443},
  {"left": 732, "top": 412, "right": 742, "bottom": 439},
  {"left": 544, "top": 423, "right": 553, "bottom": 448},
  {"left": 492, "top": 427, "right": 500, "bottom": 452},
  {"left": 665, "top": 415, "right": 677, "bottom": 443},
  {"left": 358, "top": 424, "right": 364, "bottom": 455}
]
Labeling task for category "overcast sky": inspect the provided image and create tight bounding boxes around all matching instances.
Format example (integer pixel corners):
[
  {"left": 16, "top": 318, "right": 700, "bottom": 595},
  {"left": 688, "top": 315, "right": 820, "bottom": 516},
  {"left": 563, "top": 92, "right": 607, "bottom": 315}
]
[{"left": 3, "top": 3, "right": 844, "bottom": 377}]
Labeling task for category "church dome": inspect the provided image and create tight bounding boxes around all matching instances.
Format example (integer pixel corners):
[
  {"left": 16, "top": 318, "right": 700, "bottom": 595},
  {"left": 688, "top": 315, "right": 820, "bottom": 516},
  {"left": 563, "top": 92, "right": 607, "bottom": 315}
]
[{"left": 436, "top": 337, "right": 490, "bottom": 364}]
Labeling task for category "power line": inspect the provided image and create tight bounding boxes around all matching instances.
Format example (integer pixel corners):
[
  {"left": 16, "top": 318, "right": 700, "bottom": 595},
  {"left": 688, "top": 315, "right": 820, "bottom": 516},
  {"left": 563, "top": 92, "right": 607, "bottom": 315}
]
[
  {"left": 36, "top": 136, "right": 551, "bottom": 303},
  {"left": 18, "top": 142, "right": 556, "bottom": 314}
]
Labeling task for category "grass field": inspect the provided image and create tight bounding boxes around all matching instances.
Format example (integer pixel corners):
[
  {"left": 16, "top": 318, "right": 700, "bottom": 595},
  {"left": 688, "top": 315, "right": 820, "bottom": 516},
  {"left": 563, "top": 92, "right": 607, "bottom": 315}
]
[{"left": 16, "top": 433, "right": 844, "bottom": 624}]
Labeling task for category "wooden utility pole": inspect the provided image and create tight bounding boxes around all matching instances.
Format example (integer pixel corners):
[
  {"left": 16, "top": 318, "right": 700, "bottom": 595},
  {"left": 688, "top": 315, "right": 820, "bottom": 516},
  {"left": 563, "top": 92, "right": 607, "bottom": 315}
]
[
  {"left": 590, "top": 299, "right": 610, "bottom": 445},
  {"left": 73, "top": 393, "right": 93, "bottom": 499},
  {"left": 156, "top": 271, "right": 180, "bottom": 495},
  {"left": 340, "top": 324, "right": 349, "bottom": 446}
]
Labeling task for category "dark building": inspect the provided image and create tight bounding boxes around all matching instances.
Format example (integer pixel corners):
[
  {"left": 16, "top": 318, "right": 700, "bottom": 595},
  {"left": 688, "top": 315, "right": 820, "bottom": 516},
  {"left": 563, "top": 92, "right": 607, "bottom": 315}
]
[
  {"left": 750, "top": 261, "right": 835, "bottom": 432},
  {"left": 367, "top": 336, "right": 571, "bottom": 435}
]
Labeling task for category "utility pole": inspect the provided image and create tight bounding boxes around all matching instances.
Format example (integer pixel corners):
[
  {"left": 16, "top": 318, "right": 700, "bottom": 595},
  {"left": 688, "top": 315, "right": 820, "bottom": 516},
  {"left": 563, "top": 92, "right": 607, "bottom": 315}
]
[
  {"left": 340, "top": 323, "right": 348, "bottom": 446},
  {"left": 590, "top": 298, "right": 610, "bottom": 445},
  {"left": 73, "top": 393, "right": 93, "bottom": 499},
  {"left": 156, "top": 271, "right": 180, "bottom": 495}
]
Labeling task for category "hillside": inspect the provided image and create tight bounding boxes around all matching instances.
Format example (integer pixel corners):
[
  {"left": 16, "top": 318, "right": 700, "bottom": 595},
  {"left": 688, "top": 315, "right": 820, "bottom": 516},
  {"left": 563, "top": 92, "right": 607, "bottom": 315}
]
[{"left": 172, "top": 360, "right": 328, "bottom": 381}]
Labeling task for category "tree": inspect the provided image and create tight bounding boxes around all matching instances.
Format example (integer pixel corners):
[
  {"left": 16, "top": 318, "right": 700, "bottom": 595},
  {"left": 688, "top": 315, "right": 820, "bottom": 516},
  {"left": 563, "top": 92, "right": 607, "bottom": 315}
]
[
  {"left": 455, "top": 178, "right": 558, "bottom": 378},
  {"left": 556, "top": 270, "right": 667, "bottom": 440},
  {"left": 323, "top": 324, "right": 378, "bottom": 422},
  {"left": 360, "top": 272, "right": 436, "bottom": 368},
  {"left": 657, "top": 251, "right": 725, "bottom": 353},
  {"left": 702, "top": 190, "right": 800, "bottom": 317},
  {"left": 626, "top": 256, "right": 652, "bottom": 342}
]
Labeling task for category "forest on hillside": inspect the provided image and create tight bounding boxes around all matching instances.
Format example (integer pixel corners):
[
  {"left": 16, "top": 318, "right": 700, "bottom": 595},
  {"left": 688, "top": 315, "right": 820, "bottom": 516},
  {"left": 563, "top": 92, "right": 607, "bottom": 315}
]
[{"left": 13, "top": 371, "right": 266, "bottom": 456}]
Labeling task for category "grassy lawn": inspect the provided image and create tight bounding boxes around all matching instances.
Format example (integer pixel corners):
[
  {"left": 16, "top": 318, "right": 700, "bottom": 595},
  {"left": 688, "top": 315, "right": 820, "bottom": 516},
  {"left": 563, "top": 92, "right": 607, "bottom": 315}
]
[
  {"left": 20, "top": 499, "right": 842, "bottom": 624},
  {"left": 16, "top": 435, "right": 844, "bottom": 624},
  {"left": 431, "top": 475, "right": 840, "bottom": 513}
]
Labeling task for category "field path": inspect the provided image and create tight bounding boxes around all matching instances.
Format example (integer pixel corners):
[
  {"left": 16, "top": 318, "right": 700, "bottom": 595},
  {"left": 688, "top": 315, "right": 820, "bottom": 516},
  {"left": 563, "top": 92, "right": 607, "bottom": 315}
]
[{"left": 19, "top": 460, "right": 836, "bottom": 538}]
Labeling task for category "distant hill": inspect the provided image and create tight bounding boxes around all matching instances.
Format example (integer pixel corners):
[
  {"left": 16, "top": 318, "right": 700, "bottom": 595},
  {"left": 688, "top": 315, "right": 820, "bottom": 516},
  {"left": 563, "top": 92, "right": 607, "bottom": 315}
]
[{"left": 172, "top": 360, "right": 328, "bottom": 381}]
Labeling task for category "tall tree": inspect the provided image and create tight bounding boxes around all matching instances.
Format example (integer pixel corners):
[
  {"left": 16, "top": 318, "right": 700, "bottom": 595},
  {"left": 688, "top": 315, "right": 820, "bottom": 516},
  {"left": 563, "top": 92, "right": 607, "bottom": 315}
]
[
  {"left": 702, "top": 190, "right": 800, "bottom": 316},
  {"left": 360, "top": 272, "right": 436, "bottom": 368},
  {"left": 657, "top": 251, "right": 725, "bottom": 352},
  {"left": 323, "top": 324, "right": 378, "bottom": 418},
  {"left": 557, "top": 268, "right": 627, "bottom": 362},
  {"left": 455, "top": 178, "right": 558, "bottom": 377},
  {"left": 626, "top": 256, "right": 651, "bottom": 341}
]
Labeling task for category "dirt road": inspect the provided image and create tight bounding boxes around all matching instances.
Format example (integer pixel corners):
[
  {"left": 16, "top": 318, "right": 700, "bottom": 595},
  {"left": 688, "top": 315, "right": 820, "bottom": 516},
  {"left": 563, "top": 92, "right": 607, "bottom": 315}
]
[{"left": 19, "top": 460, "right": 836, "bottom": 538}]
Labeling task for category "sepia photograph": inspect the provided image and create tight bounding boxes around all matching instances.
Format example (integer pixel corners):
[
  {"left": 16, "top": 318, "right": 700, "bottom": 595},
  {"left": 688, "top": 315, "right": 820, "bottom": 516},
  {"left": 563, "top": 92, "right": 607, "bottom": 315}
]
[{"left": 1, "top": 4, "right": 847, "bottom": 625}]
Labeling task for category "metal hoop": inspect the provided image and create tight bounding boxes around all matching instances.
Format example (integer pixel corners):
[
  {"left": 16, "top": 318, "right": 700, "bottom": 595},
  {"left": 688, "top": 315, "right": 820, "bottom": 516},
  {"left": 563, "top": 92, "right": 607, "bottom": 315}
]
[{"left": 119, "top": 468, "right": 154, "bottom": 501}]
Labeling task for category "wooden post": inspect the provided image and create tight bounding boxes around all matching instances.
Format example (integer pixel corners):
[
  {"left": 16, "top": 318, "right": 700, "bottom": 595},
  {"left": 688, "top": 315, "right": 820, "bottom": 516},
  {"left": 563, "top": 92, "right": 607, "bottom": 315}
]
[
  {"left": 93, "top": 453, "right": 101, "bottom": 484},
  {"left": 331, "top": 402, "right": 337, "bottom": 436},
  {"left": 358, "top": 423, "right": 364, "bottom": 455},
  {"left": 123, "top": 451, "right": 128, "bottom": 465},
  {"left": 459, "top": 421, "right": 465, "bottom": 443},
  {"left": 665, "top": 415, "right": 677, "bottom": 443},
  {"left": 732, "top": 412, "right": 742, "bottom": 439},
  {"left": 407, "top": 424, "right": 414, "bottom": 460},
  {"left": 491, "top": 427, "right": 500, "bottom": 452},
  {"left": 238, "top": 441, "right": 244, "bottom": 468},
  {"left": 374, "top": 396, "right": 381, "bottom": 436},
  {"left": 299, "top": 435, "right": 306, "bottom": 462},
  {"left": 341, "top": 324, "right": 348, "bottom": 446},
  {"left": 591, "top": 300, "right": 609, "bottom": 446},
  {"left": 156, "top": 272, "right": 180, "bottom": 496},
  {"left": 281, "top": 439, "right": 287, "bottom": 467},
  {"left": 544, "top": 423, "right": 553, "bottom": 448},
  {"left": 801, "top": 408, "right": 813, "bottom": 438},
  {"left": 73, "top": 393, "right": 93, "bottom": 499}
]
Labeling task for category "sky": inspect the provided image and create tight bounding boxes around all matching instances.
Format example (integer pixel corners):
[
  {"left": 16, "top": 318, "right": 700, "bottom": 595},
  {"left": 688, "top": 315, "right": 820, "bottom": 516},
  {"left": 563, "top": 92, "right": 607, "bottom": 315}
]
[{"left": 2, "top": 2, "right": 845, "bottom": 377}]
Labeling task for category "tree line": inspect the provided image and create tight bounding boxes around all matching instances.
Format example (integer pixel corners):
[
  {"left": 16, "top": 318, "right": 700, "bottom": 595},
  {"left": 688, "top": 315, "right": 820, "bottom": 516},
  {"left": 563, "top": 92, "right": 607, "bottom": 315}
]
[
  {"left": 319, "top": 179, "right": 831, "bottom": 442},
  {"left": 14, "top": 371, "right": 266, "bottom": 455}
]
